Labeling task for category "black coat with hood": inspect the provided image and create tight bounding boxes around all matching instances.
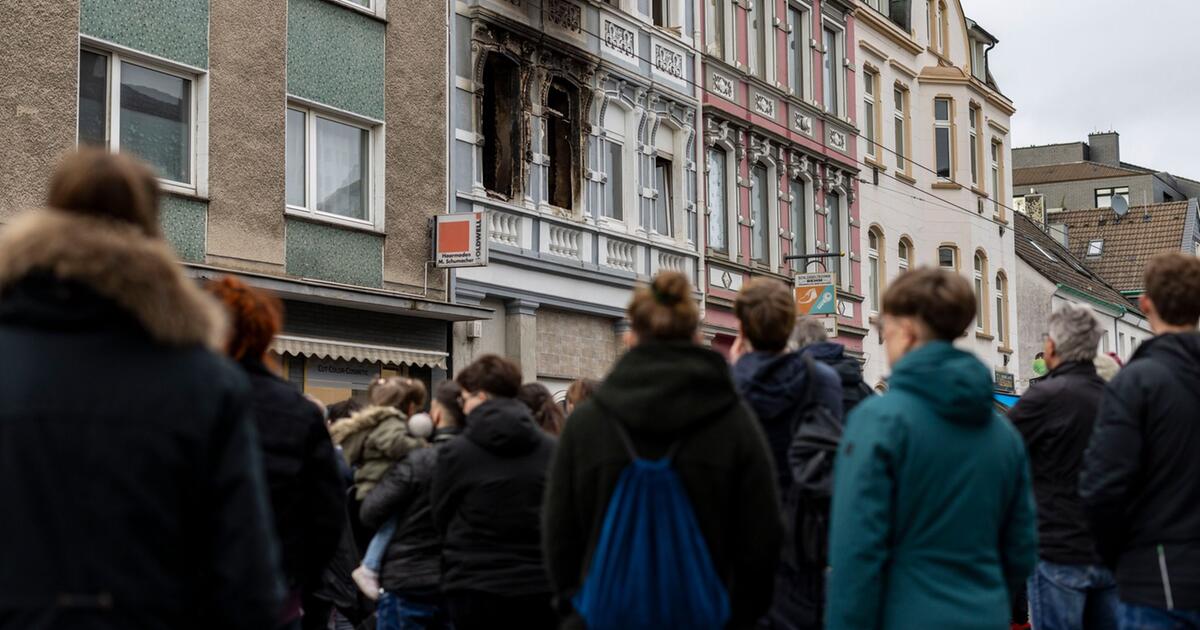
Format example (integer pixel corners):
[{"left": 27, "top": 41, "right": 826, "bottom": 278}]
[
  {"left": 0, "top": 210, "right": 282, "bottom": 630},
  {"left": 543, "top": 342, "right": 783, "bottom": 629},
  {"left": 1081, "top": 332, "right": 1200, "bottom": 610},
  {"left": 361, "top": 427, "right": 462, "bottom": 592},
  {"left": 240, "top": 358, "right": 344, "bottom": 592},
  {"left": 431, "top": 400, "right": 555, "bottom": 597},
  {"left": 801, "top": 341, "right": 873, "bottom": 415},
  {"left": 732, "top": 350, "right": 844, "bottom": 494}
]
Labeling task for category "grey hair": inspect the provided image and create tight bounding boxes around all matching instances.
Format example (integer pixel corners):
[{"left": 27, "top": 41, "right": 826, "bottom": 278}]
[
  {"left": 1048, "top": 302, "right": 1103, "bottom": 363},
  {"left": 789, "top": 316, "right": 828, "bottom": 351}
]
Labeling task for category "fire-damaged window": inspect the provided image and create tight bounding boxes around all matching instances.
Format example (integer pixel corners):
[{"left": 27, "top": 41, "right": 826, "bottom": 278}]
[
  {"left": 545, "top": 78, "right": 579, "bottom": 210},
  {"left": 481, "top": 55, "right": 520, "bottom": 199}
]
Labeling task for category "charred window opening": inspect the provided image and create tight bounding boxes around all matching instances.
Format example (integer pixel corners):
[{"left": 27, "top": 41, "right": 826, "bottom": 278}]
[
  {"left": 545, "top": 78, "right": 579, "bottom": 210},
  {"left": 482, "top": 55, "right": 520, "bottom": 199}
]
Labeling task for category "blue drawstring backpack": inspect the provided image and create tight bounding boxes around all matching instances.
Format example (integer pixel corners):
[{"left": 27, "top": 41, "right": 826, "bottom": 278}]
[{"left": 572, "top": 416, "right": 731, "bottom": 630}]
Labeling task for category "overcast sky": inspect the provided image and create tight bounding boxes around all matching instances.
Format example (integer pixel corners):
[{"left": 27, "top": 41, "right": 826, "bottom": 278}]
[{"left": 962, "top": 0, "right": 1200, "bottom": 178}]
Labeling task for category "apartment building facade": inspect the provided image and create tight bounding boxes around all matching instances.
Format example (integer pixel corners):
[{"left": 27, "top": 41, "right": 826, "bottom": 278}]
[
  {"left": 853, "top": 0, "right": 1018, "bottom": 389},
  {"left": 699, "top": 0, "right": 866, "bottom": 356},
  {"left": 0, "top": 0, "right": 488, "bottom": 403}
]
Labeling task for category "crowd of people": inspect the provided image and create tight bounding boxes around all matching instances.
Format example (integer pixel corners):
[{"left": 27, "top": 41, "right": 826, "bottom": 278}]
[{"left": 3, "top": 150, "right": 1200, "bottom": 630}]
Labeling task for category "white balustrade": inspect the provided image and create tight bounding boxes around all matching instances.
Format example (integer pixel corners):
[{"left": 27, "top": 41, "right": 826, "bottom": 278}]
[
  {"left": 604, "top": 239, "right": 637, "bottom": 272},
  {"left": 657, "top": 251, "right": 686, "bottom": 274},
  {"left": 548, "top": 225, "right": 583, "bottom": 260},
  {"left": 489, "top": 211, "right": 521, "bottom": 247}
]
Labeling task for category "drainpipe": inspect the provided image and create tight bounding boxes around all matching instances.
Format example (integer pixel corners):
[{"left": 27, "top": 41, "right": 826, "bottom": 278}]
[{"left": 694, "top": 0, "right": 708, "bottom": 323}]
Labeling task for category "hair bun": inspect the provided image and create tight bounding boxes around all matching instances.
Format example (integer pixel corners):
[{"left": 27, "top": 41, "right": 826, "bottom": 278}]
[{"left": 652, "top": 272, "right": 688, "bottom": 306}]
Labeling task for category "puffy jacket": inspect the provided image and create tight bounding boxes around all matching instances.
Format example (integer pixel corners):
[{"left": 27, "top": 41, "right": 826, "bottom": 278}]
[
  {"left": 800, "top": 342, "right": 873, "bottom": 415},
  {"left": 544, "top": 342, "right": 782, "bottom": 629},
  {"left": 0, "top": 209, "right": 282, "bottom": 630},
  {"left": 330, "top": 406, "right": 424, "bottom": 499},
  {"left": 1008, "top": 360, "right": 1105, "bottom": 565},
  {"left": 1080, "top": 332, "right": 1200, "bottom": 610},
  {"left": 240, "top": 358, "right": 344, "bottom": 591},
  {"left": 826, "top": 341, "right": 1037, "bottom": 630},
  {"left": 360, "top": 427, "right": 462, "bottom": 592},
  {"left": 432, "top": 399, "right": 555, "bottom": 596},
  {"left": 733, "top": 350, "right": 843, "bottom": 494}
]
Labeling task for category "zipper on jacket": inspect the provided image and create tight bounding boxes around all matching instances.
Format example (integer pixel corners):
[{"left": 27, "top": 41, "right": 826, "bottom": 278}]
[{"left": 1158, "top": 544, "right": 1175, "bottom": 610}]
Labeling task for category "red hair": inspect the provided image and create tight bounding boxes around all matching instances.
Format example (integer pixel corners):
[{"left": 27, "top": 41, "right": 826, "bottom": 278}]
[{"left": 206, "top": 276, "right": 283, "bottom": 363}]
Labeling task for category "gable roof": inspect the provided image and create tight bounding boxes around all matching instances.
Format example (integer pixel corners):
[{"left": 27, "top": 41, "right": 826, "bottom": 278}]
[
  {"left": 1050, "top": 201, "right": 1192, "bottom": 292},
  {"left": 1014, "top": 212, "right": 1140, "bottom": 314},
  {"left": 1013, "top": 161, "right": 1145, "bottom": 187}
]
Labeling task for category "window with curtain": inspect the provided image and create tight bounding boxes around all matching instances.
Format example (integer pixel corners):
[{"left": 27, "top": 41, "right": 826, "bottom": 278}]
[
  {"left": 826, "top": 192, "right": 842, "bottom": 278},
  {"left": 707, "top": 147, "right": 728, "bottom": 253},
  {"left": 934, "top": 97, "right": 952, "bottom": 179},
  {"left": 894, "top": 87, "right": 907, "bottom": 170},
  {"left": 790, "top": 178, "right": 807, "bottom": 271},
  {"left": 751, "top": 164, "right": 770, "bottom": 263},
  {"left": 823, "top": 27, "right": 839, "bottom": 115}
]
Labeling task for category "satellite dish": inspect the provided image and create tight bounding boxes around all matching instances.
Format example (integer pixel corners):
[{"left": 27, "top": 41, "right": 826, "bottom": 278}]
[{"left": 1112, "top": 196, "right": 1129, "bottom": 218}]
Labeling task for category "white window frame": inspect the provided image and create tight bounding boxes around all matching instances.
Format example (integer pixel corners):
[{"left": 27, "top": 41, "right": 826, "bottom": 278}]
[
  {"left": 991, "top": 139, "right": 1003, "bottom": 215},
  {"left": 79, "top": 39, "right": 209, "bottom": 197},
  {"left": 867, "top": 228, "right": 881, "bottom": 314},
  {"left": 934, "top": 97, "right": 953, "bottom": 180},
  {"left": 1087, "top": 239, "right": 1104, "bottom": 257},
  {"left": 787, "top": 3, "right": 813, "bottom": 101},
  {"left": 706, "top": 145, "right": 734, "bottom": 256},
  {"left": 750, "top": 161, "right": 778, "bottom": 267},
  {"left": 599, "top": 98, "right": 636, "bottom": 230},
  {"left": 893, "top": 85, "right": 909, "bottom": 171},
  {"left": 328, "top": 0, "right": 387, "bottom": 20},
  {"left": 863, "top": 69, "right": 879, "bottom": 159},
  {"left": 1095, "top": 186, "right": 1130, "bottom": 209},
  {"left": 706, "top": 0, "right": 732, "bottom": 61},
  {"left": 647, "top": 117, "right": 687, "bottom": 246},
  {"left": 969, "top": 106, "right": 980, "bottom": 187},
  {"left": 995, "top": 271, "right": 1008, "bottom": 346},
  {"left": 789, "top": 175, "right": 814, "bottom": 272},
  {"left": 898, "top": 237, "right": 912, "bottom": 272},
  {"left": 938, "top": 244, "right": 958, "bottom": 270},
  {"left": 706, "top": 135, "right": 740, "bottom": 259},
  {"left": 973, "top": 251, "right": 988, "bottom": 333},
  {"left": 821, "top": 21, "right": 847, "bottom": 118},
  {"left": 825, "top": 190, "right": 849, "bottom": 288},
  {"left": 749, "top": 0, "right": 776, "bottom": 82},
  {"left": 285, "top": 98, "right": 385, "bottom": 232}
]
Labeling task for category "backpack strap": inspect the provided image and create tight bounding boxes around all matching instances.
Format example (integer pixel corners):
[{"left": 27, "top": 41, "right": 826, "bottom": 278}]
[{"left": 594, "top": 396, "right": 701, "bottom": 464}]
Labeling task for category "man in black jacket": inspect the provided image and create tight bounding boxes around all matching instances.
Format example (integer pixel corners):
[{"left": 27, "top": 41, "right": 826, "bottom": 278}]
[
  {"left": 1082, "top": 252, "right": 1200, "bottom": 628},
  {"left": 0, "top": 152, "right": 282, "bottom": 629},
  {"left": 361, "top": 381, "right": 465, "bottom": 630},
  {"left": 1010, "top": 302, "right": 1116, "bottom": 630},
  {"left": 431, "top": 356, "right": 557, "bottom": 629},
  {"left": 791, "top": 316, "right": 873, "bottom": 414}
]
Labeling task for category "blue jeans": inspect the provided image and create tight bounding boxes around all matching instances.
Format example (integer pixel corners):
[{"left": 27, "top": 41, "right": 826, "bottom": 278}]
[
  {"left": 1028, "top": 561, "right": 1119, "bottom": 630},
  {"left": 1119, "top": 603, "right": 1200, "bottom": 629},
  {"left": 377, "top": 589, "right": 452, "bottom": 630},
  {"left": 363, "top": 516, "right": 397, "bottom": 571}
]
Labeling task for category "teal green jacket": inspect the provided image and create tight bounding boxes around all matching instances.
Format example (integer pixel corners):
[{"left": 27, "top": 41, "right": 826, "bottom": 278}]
[{"left": 825, "top": 342, "right": 1037, "bottom": 630}]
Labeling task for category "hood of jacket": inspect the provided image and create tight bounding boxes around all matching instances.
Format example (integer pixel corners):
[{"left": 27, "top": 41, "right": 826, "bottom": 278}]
[
  {"left": 328, "top": 405, "right": 403, "bottom": 445},
  {"left": 464, "top": 397, "right": 545, "bottom": 457},
  {"left": 594, "top": 341, "right": 740, "bottom": 435},
  {"left": 888, "top": 341, "right": 995, "bottom": 425},
  {"left": 0, "top": 209, "right": 226, "bottom": 349},
  {"left": 802, "top": 342, "right": 864, "bottom": 388},
  {"left": 733, "top": 350, "right": 817, "bottom": 421},
  {"left": 1132, "top": 332, "right": 1200, "bottom": 381}
]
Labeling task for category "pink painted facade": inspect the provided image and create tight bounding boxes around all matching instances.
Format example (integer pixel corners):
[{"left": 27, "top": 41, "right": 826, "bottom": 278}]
[{"left": 699, "top": 0, "right": 864, "bottom": 355}]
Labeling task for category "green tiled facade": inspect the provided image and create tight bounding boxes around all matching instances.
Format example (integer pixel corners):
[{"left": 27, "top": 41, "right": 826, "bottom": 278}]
[
  {"left": 80, "top": 0, "right": 209, "bottom": 68},
  {"left": 160, "top": 194, "right": 207, "bottom": 263},
  {"left": 285, "top": 218, "right": 383, "bottom": 288},
  {"left": 287, "top": 0, "right": 385, "bottom": 119}
]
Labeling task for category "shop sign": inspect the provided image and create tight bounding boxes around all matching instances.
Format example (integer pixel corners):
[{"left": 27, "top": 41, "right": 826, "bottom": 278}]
[
  {"left": 434, "top": 212, "right": 488, "bottom": 268},
  {"left": 994, "top": 370, "right": 1016, "bottom": 394},
  {"left": 306, "top": 359, "right": 380, "bottom": 390},
  {"left": 794, "top": 272, "right": 838, "bottom": 316}
]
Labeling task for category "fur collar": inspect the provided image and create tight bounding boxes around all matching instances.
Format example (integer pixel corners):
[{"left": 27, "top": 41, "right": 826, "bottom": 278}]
[
  {"left": 329, "top": 406, "right": 403, "bottom": 444},
  {"left": 0, "top": 209, "right": 227, "bottom": 349}
]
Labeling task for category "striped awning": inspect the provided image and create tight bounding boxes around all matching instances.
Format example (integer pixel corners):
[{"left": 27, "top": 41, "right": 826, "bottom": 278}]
[{"left": 272, "top": 335, "right": 447, "bottom": 370}]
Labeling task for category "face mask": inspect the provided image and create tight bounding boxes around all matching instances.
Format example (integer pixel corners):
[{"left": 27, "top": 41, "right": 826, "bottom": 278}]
[{"left": 1031, "top": 358, "right": 1048, "bottom": 377}]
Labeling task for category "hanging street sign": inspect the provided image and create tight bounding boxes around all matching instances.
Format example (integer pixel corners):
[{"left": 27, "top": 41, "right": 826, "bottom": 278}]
[{"left": 794, "top": 272, "right": 838, "bottom": 317}]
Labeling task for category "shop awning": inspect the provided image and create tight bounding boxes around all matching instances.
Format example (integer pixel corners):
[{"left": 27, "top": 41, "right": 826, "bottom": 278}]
[{"left": 272, "top": 335, "right": 448, "bottom": 370}]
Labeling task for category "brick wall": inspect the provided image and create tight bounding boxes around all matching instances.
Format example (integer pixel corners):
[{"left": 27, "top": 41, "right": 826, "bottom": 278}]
[{"left": 536, "top": 309, "right": 617, "bottom": 380}]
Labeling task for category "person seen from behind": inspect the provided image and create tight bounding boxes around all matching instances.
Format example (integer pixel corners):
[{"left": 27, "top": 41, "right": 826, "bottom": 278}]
[
  {"left": 1081, "top": 252, "right": 1200, "bottom": 629},
  {"left": 329, "top": 377, "right": 431, "bottom": 600},
  {"left": 0, "top": 149, "right": 281, "bottom": 629},
  {"left": 361, "top": 381, "right": 467, "bottom": 630},
  {"left": 432, "top": 355, "right": 557, "bottom": 629},
  {"left": 791, "top": 315, "right": 874, "bottom": 415},
  {"left": 207, "top": 277, "right": 346, "bottom": 630},
  {"left": 564, "top": 378, "right": 598, "bottom": 415},
  {"left": 519, "top": 382, "right": 566, "bottom": 435},
  {"left": 1008, "top": 303, "right": 1116, "bottom": 630},
  {"left": 728, "top": 279, "right": 842, "bottom": 629},
  {"left": 543, "top": 272, "right": 783, "bottom": 629},
  {"left": 825, "top": 268, "right": 1037, "bottom": 630}
]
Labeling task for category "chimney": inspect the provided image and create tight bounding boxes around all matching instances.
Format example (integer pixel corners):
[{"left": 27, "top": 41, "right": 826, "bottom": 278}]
[{"left": 1088, "top": 132, "right": 1120, "bottom": 167}]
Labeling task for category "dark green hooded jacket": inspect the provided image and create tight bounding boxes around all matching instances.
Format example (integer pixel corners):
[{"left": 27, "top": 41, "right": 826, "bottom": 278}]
[
  {"left": 542, "top": 342, "right": 783, "bottom": 629},
  {"left": 825, "top": 342, "right": 1037, "bottom": 630}
]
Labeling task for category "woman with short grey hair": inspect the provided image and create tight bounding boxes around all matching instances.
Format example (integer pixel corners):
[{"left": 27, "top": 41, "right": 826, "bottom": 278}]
[{"left": 1008, "top": 301, "right": 1118, "bottom": 630}]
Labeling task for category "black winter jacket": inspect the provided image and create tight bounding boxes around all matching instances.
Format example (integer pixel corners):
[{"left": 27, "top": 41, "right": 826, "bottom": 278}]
[
  {"left": 801, "top": 342, "right": 873, "bottom": 414},
  {"left": 1081, "top": 332, "right": 1200, "bottom": 609},
  {"left": 1009, "top": 361, "right": 1105, "bottom": 565},
  {"left": 432, "top": 400, "right": 555, "bottom": 596},
  {"left": 543, "top": 342, "right": 783, "bottom": 629},
  {"left": 0, "top": 209, "right": 282, "bottom": 630},
  {"left": 361, "top": 427, "right": 462, "bottom": 592},
  {"left": 240, "top": 359, "right": 344, "bottom": 591}
]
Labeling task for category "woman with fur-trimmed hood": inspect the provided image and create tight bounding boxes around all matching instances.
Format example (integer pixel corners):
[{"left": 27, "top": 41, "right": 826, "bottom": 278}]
[{"left": 0, "top": 150, "right": 282, "bottom": 629}]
